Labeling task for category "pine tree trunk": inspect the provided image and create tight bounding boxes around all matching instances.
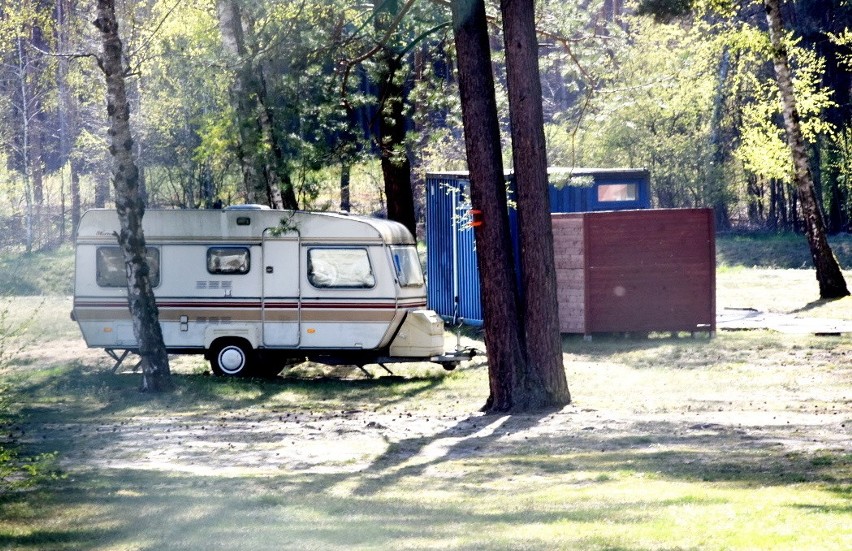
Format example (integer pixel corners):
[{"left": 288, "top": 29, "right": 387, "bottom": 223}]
[
  {"left": 764, "top": 0, "right": 849, "bottom": 298},
  {"left": 340, "top": 162, "right": 351, "bottom": 212},
  {"left": 375, "top": 0, "right": 417, "bottom": 237},
  {"left": 450, "top": 0, "right": 529, "bottom": 412},
  {"left": 94, "top": 0, "right": 171, "bottom": 391},
  {"left": 501, "top": 0, "right": 570, "bottom": 409}
]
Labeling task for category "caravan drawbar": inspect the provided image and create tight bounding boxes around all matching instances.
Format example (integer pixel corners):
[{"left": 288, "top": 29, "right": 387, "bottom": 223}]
[{"left": 71, "top": 207, "right": 468, "bottom": 376}]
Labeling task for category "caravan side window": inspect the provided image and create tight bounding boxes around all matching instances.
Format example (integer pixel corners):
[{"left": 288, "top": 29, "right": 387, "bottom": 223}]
[
  {"left": 307, "top": 248, "right": 375, "bottom": 289},
  {"left": 390, "top": 246, "right": 425, "bottom": 287},
  {"left": 207, "top": 247, "right": 250, "bottom": 274},
  {"left": 96, "top": 247, "right": 160, "bottom": 287}
]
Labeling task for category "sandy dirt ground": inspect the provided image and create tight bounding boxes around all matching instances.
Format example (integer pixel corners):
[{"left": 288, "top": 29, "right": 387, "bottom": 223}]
[{"left": 14, "top": 326, "right": 851, "bottom": 480}]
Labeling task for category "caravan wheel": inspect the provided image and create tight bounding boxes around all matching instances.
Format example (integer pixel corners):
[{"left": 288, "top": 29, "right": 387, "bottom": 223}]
[{"left": 210, "top": 339, "right": 255, "bottom": 377}]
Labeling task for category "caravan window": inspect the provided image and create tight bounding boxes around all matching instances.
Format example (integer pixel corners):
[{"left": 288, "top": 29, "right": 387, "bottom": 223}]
[
  {"left": 307, "top": 248, "right": 375, "bottom": 289},
  {"left": 207, "top": 247, "right": 250, "bottom": 274},
  {"left": 390, "top": 246, "right": 425, "bottom": 287},
  {"left": 96, "top": 247, "right": 160, "bottom": 287}
]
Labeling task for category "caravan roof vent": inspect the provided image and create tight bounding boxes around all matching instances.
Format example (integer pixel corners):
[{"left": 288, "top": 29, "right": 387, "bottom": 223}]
[{"left": 223, "top": 204, "right": 271, "bottom": 211}]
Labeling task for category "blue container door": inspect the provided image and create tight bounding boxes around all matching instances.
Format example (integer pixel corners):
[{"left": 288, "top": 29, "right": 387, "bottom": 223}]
[
  {"left": 426, "top": 176, "right": 484, "bottom": 325},
  {"left": 426, "top": 177, "right": 456, "bottom": 320}
]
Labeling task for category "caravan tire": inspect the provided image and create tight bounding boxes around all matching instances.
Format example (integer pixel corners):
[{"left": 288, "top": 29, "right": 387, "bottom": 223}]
[{"left": 210, "top": 339, "right": 256, "bottom": 377}]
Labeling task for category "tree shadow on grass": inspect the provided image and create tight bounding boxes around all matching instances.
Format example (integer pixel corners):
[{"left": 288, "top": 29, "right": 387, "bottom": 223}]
[
  {"left": 7, "top": 360, "right": 450, "bottom": 424},
  {"left": 346, "top": 410, "right": 852, "bottom": 499},
  {"left": 3, "top": 391, "right": 850, "bottom": 549},
  {"left": 0, "top": 468, "right": 661, "bottom": 551},
  {"left": 788, "top": 297, "right": 847, "bottom": 315},
  {"left": 3, "top": 430, "right": 847, "bottom": 551}
]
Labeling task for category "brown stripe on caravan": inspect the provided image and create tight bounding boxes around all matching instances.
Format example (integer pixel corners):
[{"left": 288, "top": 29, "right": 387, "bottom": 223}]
[
  {"left": 73, "top": 306, "right": 265, "bottom": 323},
  {"left": 73, "top": 299, "right": 407, "bottom": 324},
  {"left": 261, "top": 310, "right": 299, "bottom": 322},
  {"left": 73, "top": 307, "right": 133, "bottom": 321},
  {"left": 300, "top": 309, "right": 397, "bottom": 323}
]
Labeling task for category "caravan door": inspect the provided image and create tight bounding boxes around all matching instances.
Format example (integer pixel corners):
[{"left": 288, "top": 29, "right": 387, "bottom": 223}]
[{"left": 261, "top": 232, "right": 300, "bottom": 347}]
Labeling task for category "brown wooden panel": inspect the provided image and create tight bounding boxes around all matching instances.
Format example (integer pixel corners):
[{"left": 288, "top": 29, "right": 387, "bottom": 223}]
[
  {"left": 552, "top": 213, "right": 586, "bottom": 333},
  {"left": 552, "top": 208, "right": 715, "bottom": 334}
]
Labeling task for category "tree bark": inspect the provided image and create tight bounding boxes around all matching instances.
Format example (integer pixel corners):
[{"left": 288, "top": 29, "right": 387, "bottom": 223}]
[
  {"left": 215, "top": 0, "right": 297, "bottom": 209},
  {"left": 450, "top": 0, "right": 529, "bottom": 412},
  {"left": 500, "top": 0, "right": 571, "bottom": 408},
  {"left": 709, "top": 48, "right": 731, "bottom": 230},
  {"left": 57, "top": 0, "right": 74, "bottom": 241},
  {"left": 340, "top": 162, "right": 351, "bottom": 212},
  {"left": 94, "top": 0, "right": 172, "bottom": 391},
  {"left": 375, "top": 0, "right": 417, "bottom": 237},
  {"left": 764, "top": 0, "right": 849, "bottom": 298},
  {"left": 14, "top": 36, "right": 34, "bottom": 253},
  {"left": 70, "top": 159, "right": 81, "bottom": 236}
]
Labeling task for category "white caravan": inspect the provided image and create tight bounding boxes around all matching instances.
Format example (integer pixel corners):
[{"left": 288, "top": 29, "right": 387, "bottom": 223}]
[{"left": 72, "top": 207, "right": 468, "bottom": 376}]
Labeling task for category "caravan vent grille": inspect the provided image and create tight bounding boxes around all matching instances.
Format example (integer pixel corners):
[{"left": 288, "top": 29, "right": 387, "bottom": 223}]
[{"left": 195, "top": 280, "right": 234, "bottom": 290}]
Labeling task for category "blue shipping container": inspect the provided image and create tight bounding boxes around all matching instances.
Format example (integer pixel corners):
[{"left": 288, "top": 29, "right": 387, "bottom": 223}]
[{"left": 425, "top": 168, "right": 650, "bottom": 326}]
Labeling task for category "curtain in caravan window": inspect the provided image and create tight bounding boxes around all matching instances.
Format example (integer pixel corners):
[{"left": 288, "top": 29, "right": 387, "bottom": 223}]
[
  {"left": 390, "top": 246, "right": 425, "bottom": 287},
  {"left": 307, "top": 248, "right": 375, "bottom": 288},
  {"left": 96, "top": 247, "right": 160, "bottom": 287},
  {"left": 207, "top": 247, "right": 250, "bottom": 274}
]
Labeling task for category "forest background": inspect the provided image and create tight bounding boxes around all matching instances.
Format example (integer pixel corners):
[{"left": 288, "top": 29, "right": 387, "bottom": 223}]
[{"left": 2, "top": 0, "right": 852, "bottom": 252}]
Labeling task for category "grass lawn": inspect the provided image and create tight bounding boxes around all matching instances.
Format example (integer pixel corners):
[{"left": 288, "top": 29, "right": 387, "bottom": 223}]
[{"left": 0, "top": 235, "right": 850, "bottom": 550}]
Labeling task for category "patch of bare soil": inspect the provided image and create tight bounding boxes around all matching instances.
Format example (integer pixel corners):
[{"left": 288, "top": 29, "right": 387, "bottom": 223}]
[
  {"left": 26, "top": 400, "right": 850, "bottom": 483},
  {"left": 13, "top": 336, "right": 852, "bottom": 481},
  {"left": 18, "top": 358, "right": 852, "bottom": 484}
]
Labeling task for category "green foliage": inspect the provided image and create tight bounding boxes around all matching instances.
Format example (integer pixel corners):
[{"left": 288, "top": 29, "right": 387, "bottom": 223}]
[
  {"left": 1, "top": 0, "right": 851, "bottom": 245},
  {"left": 561, "top": 18, "right": 719, "bottom": 207},
  {"left": 548, "top": 9, "right": 838, "bottom": 225}
]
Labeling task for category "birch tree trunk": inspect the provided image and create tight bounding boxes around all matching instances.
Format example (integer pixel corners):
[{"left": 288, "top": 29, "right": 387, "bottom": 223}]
[
  {"left": 94, "top": 0, "right": 172, "bottom": 391},
  {"left": 15, "top": 37, "right": 34, "bottom": 253},
  {"left": 215, "top": 0, "right": 297, "bottom": 210},
  {"left": 500, "top": 0, "right": 571, "bottom": 408},
  {"left": 450, "top": 0, "right": 530, "bottom": 412},
  {"left": 764, "top": 0, "right": 849, "bottom": 298}
]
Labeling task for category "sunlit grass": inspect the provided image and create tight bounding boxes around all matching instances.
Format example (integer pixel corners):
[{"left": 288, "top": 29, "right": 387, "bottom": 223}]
[
  {"left": 0, "top": 244, "right": 74, "bottom": 296},
  {"left": 1, "top": 239, "right": 851, "bottom": 549},
  {"left": 0, "top": 457, "right": 848, "bottom": 550}
]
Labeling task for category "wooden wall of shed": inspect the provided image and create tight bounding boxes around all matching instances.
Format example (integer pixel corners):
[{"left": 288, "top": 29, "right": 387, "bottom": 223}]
[
  {"left": 552, "top": 216, "right": 586, "bottom": 333},
  {"left": 552, "top": 209, "right": 715, "bottom": 334}
]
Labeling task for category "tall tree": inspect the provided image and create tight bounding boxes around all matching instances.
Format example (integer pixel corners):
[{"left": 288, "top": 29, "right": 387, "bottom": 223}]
[
  {"left": 94, "top": 0, "right": 171, "bottom": 391},
  {"left": 500, "top": 0, "right": 571, "bottom": 408},
  {"left": 215, "top": 0, "right": 297, "bottom": 209},
  {"left": 374, "top": 0, "right": 417, "bottom": 237},
  {"left": 764, "top": 0, "right": 849, "bottom": 298},
  {"left": 450, "top": 0, "right": 530, "bottom": 412},
  {"left": 0, "top": 2, "right": 53, "bottom": 252}
]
